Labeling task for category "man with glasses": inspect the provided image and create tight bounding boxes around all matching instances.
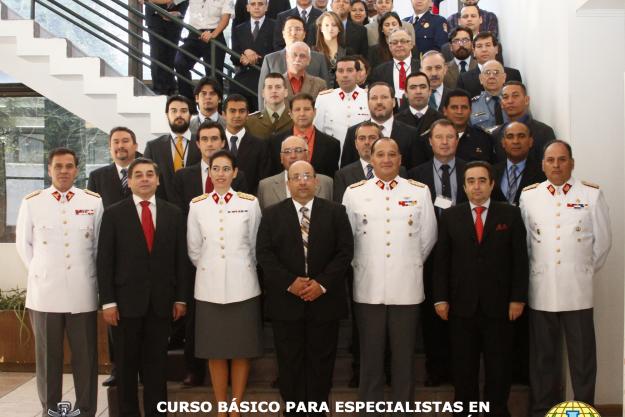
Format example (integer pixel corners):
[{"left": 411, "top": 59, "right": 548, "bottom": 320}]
[
  {"left": 470, "top": 59, "right": 507, "bottom": 131},
  {"left": 258, "top": 135, "right": 333, "bottom": 209},
  {"left": 444, "top": 26, "right": 477, "bottom": 89}
]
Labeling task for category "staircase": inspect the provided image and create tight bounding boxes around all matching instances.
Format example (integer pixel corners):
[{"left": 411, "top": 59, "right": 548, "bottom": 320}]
[{"left": 0, "top": 1, "right": 168, "bottom": 149}]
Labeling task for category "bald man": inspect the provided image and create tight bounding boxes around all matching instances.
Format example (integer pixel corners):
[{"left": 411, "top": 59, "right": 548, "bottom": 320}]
[{"left": 470, "top": 60, "right": 506, "bottom": 131}]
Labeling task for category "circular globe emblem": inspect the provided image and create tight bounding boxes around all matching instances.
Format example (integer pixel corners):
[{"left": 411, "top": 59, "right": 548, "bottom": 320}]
[{"left": 546, "top": 401, "right": 600, "bottom": 417}]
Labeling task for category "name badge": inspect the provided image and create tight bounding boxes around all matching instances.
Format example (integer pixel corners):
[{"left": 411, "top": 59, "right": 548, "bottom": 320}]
[{"left": 434, "top": 196, "right": 452, "bottom": 209}]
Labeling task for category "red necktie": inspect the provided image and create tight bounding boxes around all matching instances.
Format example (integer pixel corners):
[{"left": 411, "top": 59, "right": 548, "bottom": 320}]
[
  {"left": 205, "top": 175, "right": 214, "bottom": 193},
  {"left": 399, "top": 62, "right": 407, "bottom": 90},
  {"left": 474, "top": 206, "right": 485, "bottom": 243},
  {"left": 140, "top": 201, "right": 155, "bottom": 252}
]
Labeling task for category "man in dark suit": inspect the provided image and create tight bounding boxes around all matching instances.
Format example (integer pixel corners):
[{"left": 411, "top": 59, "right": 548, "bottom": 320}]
[
  {"left": 230, "top": 0, "right": 276, "bottom": 113},
  {"left": 97, "top": 157, "right": 189, "bottom": 417},
  {"left": 369, "top": 28, "right": 420, "bottom": 108},
  {"left": 493, "top": 81, "right": 556, "bottom": 162},
  {"left": 190, "top": 77, "right": 226, "bottom": 133},
  {"left": 269, "top": 93, "right": 340, "bottom": 178},
  {"left": 457, "top": 32, "right": 522, "bottom": 98},
  {"left": 407, "top": 119, "right": 467, "bottom": 388},
  {"left": 395, "top": 72, "right": 443, "bottom": 137},
  {"left": 443, "top": 26, "right": 478, "bottom": 89},
  {"left": 341, "top": 82, "right": 426, "bottom": 169},
  {"left": 87, "top": 126, "right": 139, "bottom": 388},
  {"left": 420, "top": 51, "right": 450, "bottom": 112},
  {"left": 144, "top": 0, "right": 188, "bottom": 95},
  {"left": 233, "top": 0, "right": 290, "bottom": 27},
  {"left": 257, "top": 160, "right": 353, "bottom": 415},
  {"left": 273, "top": 0, "right": 322, "bottom": 50},
  {"left": 442, "top": 88, "right": 496, "bottom": 162},
  {"left": 144, "top": 95, "right": 201, "bottom": 202},
  {"left": 222, "top": 94, "right": 271, "bottom": 193},
  {"left": 433, "top": 160, "right": 528, "bottom": 417}
]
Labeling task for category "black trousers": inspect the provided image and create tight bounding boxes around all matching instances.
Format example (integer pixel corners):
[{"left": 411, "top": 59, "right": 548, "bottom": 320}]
[
  {"left": 450, "top": 312, "right": 513, "bottom": 417},
  {"left": 421, "top": 267, "right": 451, "bottom": 381},
  {"left": 174, "top": 32, "right": 226, "bottom": 102},
  {"left": 272, "top": 318, "right": 340, "bottom": 417},
  {"left": 113, "top": 313, "right": 170, "bottom": 417},
  {"left": 147, "top": 17, "right": 185, "bottom": 94}
]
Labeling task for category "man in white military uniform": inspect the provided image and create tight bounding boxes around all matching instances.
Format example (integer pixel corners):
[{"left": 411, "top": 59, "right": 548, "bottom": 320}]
[
  {"left": 16, "top": 148, "right": 103, "bottom": 417},
  {"left": 342, "top": 138, "right": 437, "bottom": 412},
  {"left": 519, "top": 140, "right": 611, "bottom": 417},
  {"left": 314, "top": 56, "right": 369, "bottom": 154}
]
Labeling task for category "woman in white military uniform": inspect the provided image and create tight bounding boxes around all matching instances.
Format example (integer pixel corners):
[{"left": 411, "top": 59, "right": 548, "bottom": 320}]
[{"left": 187, "top": 149, "right": 262, "bottom": 415}]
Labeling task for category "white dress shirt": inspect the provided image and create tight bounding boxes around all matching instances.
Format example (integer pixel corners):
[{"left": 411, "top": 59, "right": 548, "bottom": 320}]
[
  {"left": 226, "top": 127, "right": 246, "bottom": 150},
  {"left": 392, "top": 55, "right": 413, "bottom": 99},
  {"left": 372, "top": 116, "right": 394, "bottom": 138},
  {"left": 188, "top": 0, "right": 234, "bottom": 30},
  {"left": 201, "top": 159, "right": 210, "bottom": 191},
  {"left": 469, "top": 198, "right": 490, "bottom": 224}
]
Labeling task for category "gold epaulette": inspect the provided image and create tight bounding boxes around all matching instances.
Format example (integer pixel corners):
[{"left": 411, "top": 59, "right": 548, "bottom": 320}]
[
  {"left": 237, "top": 191, "right": 256, "bottom": 201},
  {"left": 522, "top": 183, "right": 539, "bottom": 192},
  {"left": 349, "top": 180, "right": 366, "bottom": 189},
  {"left": 25, "top": 190, "right": 42, "bottom": 200},
  {"left": 318, "top": 88, "right": 333, "bottom": 95},
  {"left": 191, "top": 194, "right": 208, "bottom": 203},
  {"left": 408, "top": 179, "right": 426, "bottom": 188},
  {"left": 582, "top": 180, "right": 600, "bottom": 189},
  {"left": 84, "top": 189, "right": 101, "bottom": 198}
]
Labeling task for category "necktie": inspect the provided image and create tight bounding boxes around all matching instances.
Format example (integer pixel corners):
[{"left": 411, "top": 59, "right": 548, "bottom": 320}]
[
  {"left": 120, "top": 168, "right": 128, "bottom": 193},
  {"left": 173, "top": 135, "right": 184, "bottom": 171},
  {"left": 230, "top": 136, "right": 238, "bottom": 155},
  {"left": 491, "top": 95, "right": 504, "bottom": 125},
  {"left": 140, "top": 201, "right": 155, "bottom": 253},
  {"left": 272, "top": 112, "right": 280, "bottom": 124},
  {"left": 301, "top": 9, "right": 307, "bottom": 23},
  {"left": 429, "top": 90, "right": 437, "bottom": 109},
  {"left": 507, "top": 164, "right": 519, "bottom": 204},
  {"left": 366, "top": 163, "right": 374, "bottom": 179},
  {"left": 300, "top": 206, "right": 310, "bottom": 273},
  {"left": 252, "top": 20, "right": 260, "bottom": 41},
  {"left": 414, "top": 111, "right": 423, "bottom": 119},
  {"left": 460, "top": 61, "right": 467, "bottom": 73},
  {"left": 398, "top": 62, "right": 407, "bottom": 91},
  {"left": 205, "top": 169, "right": 214, "bottom": 193},
  {"left": 474, "top": 206, "right": 485, "bottom": 243},
  {"left": 441, "top": 164, "right": 451, "bottom": 199}
]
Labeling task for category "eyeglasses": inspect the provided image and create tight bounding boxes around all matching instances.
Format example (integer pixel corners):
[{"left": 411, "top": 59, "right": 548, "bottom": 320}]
[
  {"left": 388, "top": 39, "right": 411, "bottom": 46},
  {"left": 451, "top": 38, "right": 471, "bottom": 45},
  {"left": 483, "top": 69, "right": 503, "bottom": 77},
  {"left": 288, "top": 173, "right": 315, "bottom": 181},
  {"left": 281, "top": 147, "right": 307, "bottom": 155}
]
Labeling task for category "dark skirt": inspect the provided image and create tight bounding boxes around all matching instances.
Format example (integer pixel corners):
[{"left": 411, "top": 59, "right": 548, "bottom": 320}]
[{"left": 195, "top": 296, "right": 263, "bottom": 359}]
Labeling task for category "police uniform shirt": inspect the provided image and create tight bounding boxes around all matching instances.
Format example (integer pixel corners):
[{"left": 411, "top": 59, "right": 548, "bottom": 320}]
[
  {"left": 188, "top": 0, "right": 235, "bottom": 30},
  {"left": 170, "top": 128, "right": 193, "bottom": 167},
  {"left": 187, "top": 188, "right": 262, "bottom": 304},
  {"left": 342, "top": 176, "right": 437, "bottom": 305},
  {"left": 15, "top": 186, "right": 104, "bottom": 313},
  {"left": 470, "top": 91, "right": 500, "bottom": 131},
  {"left": 519, "top": 178, "right": 612, "bottom": 312},
  {"left": 313, "top": 86, "right": 370, "bottom": 151}
]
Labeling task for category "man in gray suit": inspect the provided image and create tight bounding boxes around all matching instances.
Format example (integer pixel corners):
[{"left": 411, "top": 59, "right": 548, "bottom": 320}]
[
  {"left": 258, "top": 135, "right": 332, "bottom": 209},
  {"left": 283, "top": 42, "right": 328, "bottom": 104},
  {"left": 258, "top": 15, "right": 331, "bottom": 109},
  {"left": 443, "top": 26, "right": 478, "bottom": 89}
]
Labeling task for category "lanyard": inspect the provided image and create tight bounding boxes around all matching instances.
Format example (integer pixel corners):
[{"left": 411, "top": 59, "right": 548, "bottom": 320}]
[{"left": 171, "top": 136, "right": 189, "bottom": 166}]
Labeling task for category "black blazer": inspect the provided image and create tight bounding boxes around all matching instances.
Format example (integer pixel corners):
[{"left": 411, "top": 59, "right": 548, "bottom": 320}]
[
  {"left": 456, "top": 125, "right": 496, "bottom": 163},
  {"left": 340, "top": 120, "right": 424, "bottom": 169},
  {"left": 491, "top": 157, "right": 546, "bottom": 206},
  {"left": 231, "top": 19, "right": 276, "bottom": 67},
  {"left": 234, "top": 131, "right": 271, "bottom": 193},
  {"left": 87, "top": 163, "right": 131, "bottom": 209},
  {"left": 171, "top": 162, "right": 251, "bottom": 215},
  {"left": 333, "top": 161, "right": 408, "bottom": 204},
  {"left": 407, "top": 158, "right": 468, "bottom": 207},
  {"left": 97, "top": 197, "right": 190, "bottom": 318},
  {"left": 233, "top": 0, "right": 291, "bottom": 27},
  {"left": 369, "top": 57, "right": 421, "bottom": 88},
  {"left": 143, "top": 134, "right": 201, "bottom": 202},
  {"left": 433, "top": 201, "right": 528, "bottom": 319},
  {"left": 457, "top": 66, "right": 523, "bottom": 98},
  {"left": 395, "top": 107, "right": 443, "bottom": 137},
  {"left": 274, "top": 7, "right": 322, "bottom": 50},
  {"left": 256, "top": 197, "right": 354, "bottom": 321},
  {"left": 269, "top": 128, "right": 340, "bottom": 178},
  {"left": 492, "top": 117, "right": 556, "bottom": 163}
]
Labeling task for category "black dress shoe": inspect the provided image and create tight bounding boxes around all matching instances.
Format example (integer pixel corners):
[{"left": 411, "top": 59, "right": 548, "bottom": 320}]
[
  {"left": 182, "top": 373, "right": 203, "bottom": 387},
  {"left": 102, "top": 375, "right": 117, "bottom": 387},
  {"left": 348, "top": 374, "right": 359, "bottom": 388}
]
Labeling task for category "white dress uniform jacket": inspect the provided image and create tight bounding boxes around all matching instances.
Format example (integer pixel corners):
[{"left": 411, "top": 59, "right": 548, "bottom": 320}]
[
  {"left": 313, "top": 87, "right": 370, "bottom": 152},
  {"left": 16, "top": 186, "right": 103, "bottom": 313},
  {"left": 342, "top": 176, "right": 437, "bottom": 305},
  {"left": 187, "top": 189, "right": 262, "bottom": 304},
  {"left": 519, "top": 178, "right": 611, "bottom": 312}
]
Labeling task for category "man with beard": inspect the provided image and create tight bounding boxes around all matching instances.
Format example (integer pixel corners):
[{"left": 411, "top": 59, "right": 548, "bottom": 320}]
[
  {"left": 444, "top": 26, "right": 477, "bottom": 89},
  {"left": 144, "top": 95, "right": 201, "bottom": 202},
  {"left": 190, "top": 78, "right": 226, "bottom": 134}
]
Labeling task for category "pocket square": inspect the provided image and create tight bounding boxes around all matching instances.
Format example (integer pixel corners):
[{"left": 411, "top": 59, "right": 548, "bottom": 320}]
[{"left": 496, "top": 224, "right": 509, "bottom": 231}]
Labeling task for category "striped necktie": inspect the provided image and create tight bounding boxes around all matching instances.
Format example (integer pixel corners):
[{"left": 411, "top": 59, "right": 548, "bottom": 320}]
[{"left": 300, "top": 206, "right": 310, "bottom": 274}]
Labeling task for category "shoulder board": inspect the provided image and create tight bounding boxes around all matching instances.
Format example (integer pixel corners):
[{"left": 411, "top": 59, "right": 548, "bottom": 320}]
[
  {"left": 349, "top": 180, "right": 366, "bottom": 189},
  {"left": 471, "top": 95, "right": 481, "bottom": 102},
  {"left": 249, "top": 110, "right": 261, "bottom": 117},
  {"left": 582, "top": 180, "right": 600, "bottom": 189},
  {"left": 522, "top": 183, "right": 539, "bottom": 192},
  {"left": 25, "top": 190, "right": 42, "bottom": 200},
  {"left": 237, "top": 191, "right": 256, "bottom": 201},
  {"left": 408, "top": 179, "right": 426, "bottom": 188},
  {"left": 84, "top": 189, "right": 101, "bottom": 198},
  {"left": 318, "top": 88, "right": 333, "bottom": 95},
  {"left": 191, "top": 194, "right": 209, "bottom": 203}
]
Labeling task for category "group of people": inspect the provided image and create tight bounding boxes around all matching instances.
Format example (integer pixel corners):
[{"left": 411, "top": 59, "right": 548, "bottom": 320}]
[{"left": 15, "top": 1, "right": 613, "bottom": 417}]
